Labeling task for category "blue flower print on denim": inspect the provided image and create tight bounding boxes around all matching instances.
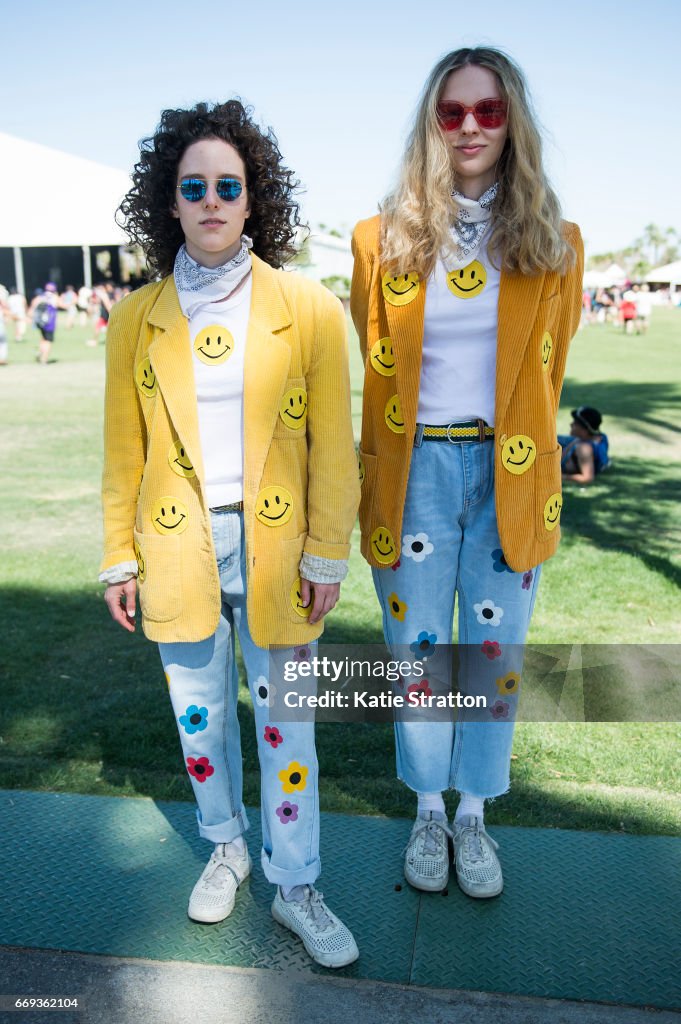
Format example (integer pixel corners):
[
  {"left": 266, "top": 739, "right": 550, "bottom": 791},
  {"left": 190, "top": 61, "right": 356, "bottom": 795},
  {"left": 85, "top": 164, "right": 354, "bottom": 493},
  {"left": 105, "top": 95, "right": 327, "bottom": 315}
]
[
  {"left": 179, "top": 705, "right": 208, "bottom": 734},
  {"left": 410, "top": 630, "right": 437, "bottom": 658},
  {"left": 491, "top": 548, "right": 514, "bottom": 573}
]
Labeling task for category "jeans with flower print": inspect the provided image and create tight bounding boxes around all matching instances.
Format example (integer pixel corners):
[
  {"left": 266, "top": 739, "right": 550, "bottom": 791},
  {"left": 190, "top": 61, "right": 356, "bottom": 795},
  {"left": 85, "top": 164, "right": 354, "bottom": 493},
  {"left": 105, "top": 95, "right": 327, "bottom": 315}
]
[
  {"left": 159, "top": 511, "right": 320, "bottom": 887},
  {"left": 372, "top": 436, "right": 541, "bottom": 799}
]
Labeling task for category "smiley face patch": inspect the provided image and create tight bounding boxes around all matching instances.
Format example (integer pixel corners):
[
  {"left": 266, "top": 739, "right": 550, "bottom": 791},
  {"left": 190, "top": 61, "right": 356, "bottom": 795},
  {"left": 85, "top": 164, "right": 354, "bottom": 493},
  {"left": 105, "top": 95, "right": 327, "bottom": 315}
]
[
  {"left": 543, "top": 492, "right": 562, "bottom": 531},
  {"left": 279, "top": 387, "right": 307, "bottom": 430},
  {"left": 370, "top": 526, "right": 397, "bottom": 565},
  {"left": 152, "top": 497, "right": 189, "bottom": 534},
  {"left": 134, "top": 538, "right": 146, "bottom": 582},
  {"left": 541, "top": 332, "right": 553, "bottom": 371},
  {"left": 384, "top": 394, "right": 405, "bottom": 434},
  {"left": 500, "top": 434, "right": 537, "bottom": 476},
  {"left": 382, "top": 272, "right": 420, "bottom": 307},
  {"left": 168, "top": 440, "right": 195, "bottom": 478},
  {"left": 135, "top": 357, "right": 158, "bottom": 397},
  {"left": 255, "top": 485, "right": 294, "bottom": 527},
  {"left": 370, "top": 338, "right": 396, "bottom": 376},
  {"left": 290, "top": 576, "right": 312, "bottom": 619},
  {"left": 193, "top": 325, "right": 234, "bottom": 366},
  {"left": 446, "top": 260, "right": 487, "bottom": 299}
]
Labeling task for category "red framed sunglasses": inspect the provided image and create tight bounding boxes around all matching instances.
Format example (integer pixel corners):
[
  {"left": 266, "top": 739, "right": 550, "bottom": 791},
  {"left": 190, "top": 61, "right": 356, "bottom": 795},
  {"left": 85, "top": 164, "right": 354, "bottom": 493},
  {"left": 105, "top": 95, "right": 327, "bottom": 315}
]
[{"left": 436, "top": 98, "right": 507, "bottom": 131}]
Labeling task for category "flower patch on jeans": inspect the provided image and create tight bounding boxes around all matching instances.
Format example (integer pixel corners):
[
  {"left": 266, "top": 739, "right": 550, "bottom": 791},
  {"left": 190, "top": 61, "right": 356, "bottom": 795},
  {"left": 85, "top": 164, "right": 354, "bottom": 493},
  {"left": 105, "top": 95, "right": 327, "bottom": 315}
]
[
  {"left": 279, "top": 760, "right": 308, "bottom": 793},
  {"left": 179, "top": 705, "right": 208, "bottom": 735},
  {"left": 186, "top": 756, "right": 214, "bottom": 783},
  {"left": 473, "top": 599, "right": 504, "bottom": 627},
  {"left": 276, "top": 800, "right": 299, "bottom": 824}
]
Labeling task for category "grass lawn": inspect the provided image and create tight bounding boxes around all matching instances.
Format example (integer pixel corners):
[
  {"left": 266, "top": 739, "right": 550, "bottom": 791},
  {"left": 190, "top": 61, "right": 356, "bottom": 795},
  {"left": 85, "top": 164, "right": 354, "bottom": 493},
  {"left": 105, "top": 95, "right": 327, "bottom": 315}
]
[{"left": 1, "top": 309, "right": 679, "bottom": 836}]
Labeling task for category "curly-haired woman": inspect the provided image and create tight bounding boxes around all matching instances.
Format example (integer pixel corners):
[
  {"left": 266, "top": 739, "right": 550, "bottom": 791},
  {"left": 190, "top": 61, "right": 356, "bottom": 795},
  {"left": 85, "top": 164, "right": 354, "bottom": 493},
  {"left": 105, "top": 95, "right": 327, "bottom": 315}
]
[
  {"left": 101, "top": 101, "right": 359, "bottom": 967},
  {"left": 352, "top": 48, "right": 583, "bottom": 899}
]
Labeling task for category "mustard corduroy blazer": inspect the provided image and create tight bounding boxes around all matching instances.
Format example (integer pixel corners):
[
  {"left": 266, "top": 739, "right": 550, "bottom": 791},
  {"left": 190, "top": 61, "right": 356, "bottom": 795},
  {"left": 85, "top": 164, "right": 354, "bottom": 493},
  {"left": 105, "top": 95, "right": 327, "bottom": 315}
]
[
  {"left": 101, "top": 254, "right": 359, "bottom": 646},
  {"left": 351, "top": 214, "right": 584, "bottom": 573}
]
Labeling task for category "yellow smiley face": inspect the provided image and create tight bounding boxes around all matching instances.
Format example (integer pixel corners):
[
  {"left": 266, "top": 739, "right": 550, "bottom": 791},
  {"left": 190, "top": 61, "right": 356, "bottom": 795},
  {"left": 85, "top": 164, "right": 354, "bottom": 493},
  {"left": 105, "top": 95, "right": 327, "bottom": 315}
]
[
  {"left": 541, "top": 332, "right": 553, "bottom": 370},
  {"left": 500, "top": 435, "right": 537, "bottom": 475},
  {"left": 279, "top": 387, "right": 307, "bottom": 430},
  {"left": 384, "top": 394, "right": 405, "bottom": 434},
  {"left": 193, "top": 325, "right": 234, "bottom": 366},
  {"left": 255, "top": 485, "right": 294, "bottom": 527},
  {"left": 370, "top": 526, "right": 397, "bottom": 565},
  {"left": 134, "top": 357, "right": 158, "bottom": 397},
  {"left": 290, "top": 576, "right": 312, "bottom": 619},
  {"left": 358, "top": 453, "right": 365, "bottom": 485},
  {"left": 543, "top": 492, "right": 563, "bottom": 531},
  {"left": 370, "top": 337, "right": 396, "bottom": 376},
  {"left": 134, "top": 538, "right": 146, "bottom": 582},
  {"left": 168, "top": 440, "right": 196, "bottom": 478},
  {"left": 382, "top": 272, "right": 420, "bottom": 307},
  {"left": 446, "top": 260, "right": 487, "bottom": 299},
  {"left": 151, "top": 496, "right": 189, "bottom": 534}
]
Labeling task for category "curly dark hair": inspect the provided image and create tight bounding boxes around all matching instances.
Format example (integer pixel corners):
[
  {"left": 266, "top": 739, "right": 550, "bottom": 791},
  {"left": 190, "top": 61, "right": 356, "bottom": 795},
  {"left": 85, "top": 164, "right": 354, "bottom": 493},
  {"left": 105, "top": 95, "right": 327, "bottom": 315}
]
[{"left": 117, "top": 100, "right": 305, "bottom": 277}]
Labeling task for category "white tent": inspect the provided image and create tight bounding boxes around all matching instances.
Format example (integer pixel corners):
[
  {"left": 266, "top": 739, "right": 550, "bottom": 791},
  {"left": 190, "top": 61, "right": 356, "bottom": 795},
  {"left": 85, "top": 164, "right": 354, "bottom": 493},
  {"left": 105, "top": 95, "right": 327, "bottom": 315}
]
[
  {"left": 0, "top": 132, "right": 130, "bottom": 291},
  {"left": 646, "top": 260, "right": 681, "bottom": 285},
  {"left": 583, "top": 262, "right": 628, "bottom": 288}
]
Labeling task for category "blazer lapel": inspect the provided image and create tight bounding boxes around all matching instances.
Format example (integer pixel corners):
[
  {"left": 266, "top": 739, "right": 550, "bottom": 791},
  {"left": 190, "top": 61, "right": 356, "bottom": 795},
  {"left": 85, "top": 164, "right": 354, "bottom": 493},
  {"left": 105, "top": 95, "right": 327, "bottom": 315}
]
[
  {"left": 495, "top": 270, "right": 545, "bottom": 428},
  {"left": 383, "top": 277, "right": 426, "bottom": 436},
  {"left": 147, "top": 277, "right": 206, "bottom": 485},
  {"left": 242, "top": 255, "right": 292, "bottom": 506}
]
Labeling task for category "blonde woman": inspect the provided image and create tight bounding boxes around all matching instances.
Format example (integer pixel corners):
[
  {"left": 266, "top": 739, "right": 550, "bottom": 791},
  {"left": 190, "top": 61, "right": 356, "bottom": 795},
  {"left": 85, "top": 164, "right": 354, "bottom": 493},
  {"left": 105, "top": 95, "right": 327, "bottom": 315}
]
[{"left": 352, "top": 47, "right": 583, "bottom": 898}]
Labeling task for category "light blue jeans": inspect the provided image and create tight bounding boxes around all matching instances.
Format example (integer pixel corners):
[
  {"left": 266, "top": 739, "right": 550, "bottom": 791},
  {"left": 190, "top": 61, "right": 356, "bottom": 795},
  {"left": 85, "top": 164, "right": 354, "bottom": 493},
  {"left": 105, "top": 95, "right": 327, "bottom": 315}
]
[
  {"left": 159, "top": 511, "right": 321, "bottom": 887},
  {"left": 372, "top": 434, "right": 541, "bottom": 799}
]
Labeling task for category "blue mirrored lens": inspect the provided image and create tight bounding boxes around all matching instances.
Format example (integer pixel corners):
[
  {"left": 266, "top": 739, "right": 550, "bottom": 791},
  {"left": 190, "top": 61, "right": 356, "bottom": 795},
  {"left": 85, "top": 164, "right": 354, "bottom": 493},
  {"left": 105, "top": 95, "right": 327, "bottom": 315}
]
[
  {"left": 216, "top": 178, "right": 242, "bottom": 201},
  {"left": 179, "top": 179, "right": 207, "bottom": 202}
]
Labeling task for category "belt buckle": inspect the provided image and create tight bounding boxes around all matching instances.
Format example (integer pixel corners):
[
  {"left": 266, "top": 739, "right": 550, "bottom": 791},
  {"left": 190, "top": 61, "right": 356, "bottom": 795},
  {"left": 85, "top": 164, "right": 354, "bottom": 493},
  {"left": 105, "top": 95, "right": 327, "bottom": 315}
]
[{"left": 445, "top": 422, "right": 457, "bottom": 443}]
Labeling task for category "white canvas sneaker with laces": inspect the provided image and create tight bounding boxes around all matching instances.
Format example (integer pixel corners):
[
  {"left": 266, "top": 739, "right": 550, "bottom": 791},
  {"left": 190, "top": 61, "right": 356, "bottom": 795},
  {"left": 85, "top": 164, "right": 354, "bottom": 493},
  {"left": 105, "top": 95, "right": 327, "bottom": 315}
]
[
  {"left": 188, "top": 841, "right": 252, "bottom": 923},
  {"left": 404, "top": 811, "right": 452, "bottom": 892},
  {"left": 271, "top": 886, "right": 359, "bottom": 968},
  {"left": 452, "top": 814, "right": 503, "bottom": 898}
]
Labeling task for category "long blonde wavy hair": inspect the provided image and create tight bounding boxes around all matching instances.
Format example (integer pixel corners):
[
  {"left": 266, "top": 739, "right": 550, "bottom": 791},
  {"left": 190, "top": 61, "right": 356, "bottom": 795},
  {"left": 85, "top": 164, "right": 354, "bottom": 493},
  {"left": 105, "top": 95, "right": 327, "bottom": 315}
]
[{"left": 380, "top": 47, "right": 574, "bottom": 278}]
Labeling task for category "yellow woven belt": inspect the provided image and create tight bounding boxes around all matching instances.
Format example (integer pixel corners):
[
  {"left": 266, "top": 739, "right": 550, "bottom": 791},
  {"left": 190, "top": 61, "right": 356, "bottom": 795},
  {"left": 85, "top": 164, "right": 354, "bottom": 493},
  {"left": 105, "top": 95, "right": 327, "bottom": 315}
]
[
  {"left": 209, "top": 501, "right": 244, "bottom": 512},
  {"left": 422, "top": 421, "right": 494, "bottom": 443}
]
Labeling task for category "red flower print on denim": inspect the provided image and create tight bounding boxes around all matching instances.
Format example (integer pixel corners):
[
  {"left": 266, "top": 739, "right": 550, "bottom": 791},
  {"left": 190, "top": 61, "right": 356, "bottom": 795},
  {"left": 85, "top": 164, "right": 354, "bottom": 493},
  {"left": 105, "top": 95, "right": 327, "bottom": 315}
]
[
  {"left": 264, "top": 725, "right": 284, "bottom": 748},
  {"left": 407, "top": 680, "right": 433, "bottom": 700},
  {"left": 391, "top": 559, "right": 401, "bottom": 572},
  {"left": 186, "top": 756, "right": 214, "bottom": 783},
  {"left": 481, "top": 640, "right": 502, "bottom": 660}
]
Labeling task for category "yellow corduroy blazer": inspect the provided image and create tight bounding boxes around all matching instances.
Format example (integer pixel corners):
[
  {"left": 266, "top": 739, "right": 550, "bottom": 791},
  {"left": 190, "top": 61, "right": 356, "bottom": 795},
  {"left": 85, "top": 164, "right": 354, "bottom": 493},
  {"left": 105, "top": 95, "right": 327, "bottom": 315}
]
[
  {"left": 351, "top": 214, "right": 584, "bottom": 573},
  {"left": 101, "top": 253, "right": 359, "bottom": 646}
]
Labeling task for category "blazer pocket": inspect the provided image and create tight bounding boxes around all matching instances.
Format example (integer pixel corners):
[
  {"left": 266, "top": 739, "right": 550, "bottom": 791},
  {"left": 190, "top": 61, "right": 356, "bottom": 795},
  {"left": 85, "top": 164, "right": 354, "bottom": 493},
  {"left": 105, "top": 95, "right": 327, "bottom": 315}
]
[
  {"left": 133, "top": 529, "right": 183, "bottom": 622},
  {"left": 534, "top": 446, "right": 563, "bottom": 543},
  {"left": 273, "top": 376, "right": 308, "bottom": 439}
]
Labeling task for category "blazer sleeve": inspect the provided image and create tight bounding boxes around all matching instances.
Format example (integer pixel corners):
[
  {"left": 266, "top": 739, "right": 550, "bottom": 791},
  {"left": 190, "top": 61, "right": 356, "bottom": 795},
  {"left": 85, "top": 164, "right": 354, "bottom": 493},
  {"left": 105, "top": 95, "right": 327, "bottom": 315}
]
[
  {"left": 551, "top": 222, "right": 585, "bottom": 403},
  {"left": 100, "top": 300, "right": 147, "bottom": 571},
  {"left": 350, "top": 220, "right": 376, "bottom": 363},
  {"left": 303, "top": 288, "right": 360, "bottom": 562}
]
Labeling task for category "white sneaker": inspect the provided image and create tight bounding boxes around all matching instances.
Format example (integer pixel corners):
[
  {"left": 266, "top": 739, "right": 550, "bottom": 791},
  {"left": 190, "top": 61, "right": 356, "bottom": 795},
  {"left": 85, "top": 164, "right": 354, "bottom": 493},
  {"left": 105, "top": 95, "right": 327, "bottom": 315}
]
[
  {"left": 452, "top": 814, "right": 503, "bottom": 898},
  {"left": 188, "top": 841, "right": 252, "bottom": 923},
  {"left": 404, "top": 812, "right": 452, "bottom": 892},
  {"left": 271, "top": 886, "right": 359, "bottom": 968}
]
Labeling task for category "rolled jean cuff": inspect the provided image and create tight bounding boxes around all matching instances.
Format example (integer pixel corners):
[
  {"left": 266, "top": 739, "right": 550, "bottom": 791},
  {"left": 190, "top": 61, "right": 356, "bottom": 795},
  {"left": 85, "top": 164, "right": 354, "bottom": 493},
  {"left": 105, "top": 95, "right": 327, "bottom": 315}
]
[
  {"left": 260, "top": 850, "right": 321, "bottom": 887},
  {"left": 196, "top": 805, "right": 250, "bottom": 843}
]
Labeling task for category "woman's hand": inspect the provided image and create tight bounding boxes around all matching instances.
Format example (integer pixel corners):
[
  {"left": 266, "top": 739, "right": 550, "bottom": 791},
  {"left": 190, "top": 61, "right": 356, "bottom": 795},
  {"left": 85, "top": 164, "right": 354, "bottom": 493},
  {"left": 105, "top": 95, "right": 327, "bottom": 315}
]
[
  {"left": 300, "top": 578, "right": 340, "bottom": 625},
  {"left": 104, "top": 579, "right": 137, "bottom": 632}
]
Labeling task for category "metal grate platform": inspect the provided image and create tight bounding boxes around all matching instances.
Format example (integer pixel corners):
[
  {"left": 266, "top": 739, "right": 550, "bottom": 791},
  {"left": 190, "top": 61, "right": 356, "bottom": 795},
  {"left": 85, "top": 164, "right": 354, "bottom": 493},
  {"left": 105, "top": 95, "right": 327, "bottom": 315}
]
[{"left": 1, "top": 790, "right": 679, "bottom": 1009}]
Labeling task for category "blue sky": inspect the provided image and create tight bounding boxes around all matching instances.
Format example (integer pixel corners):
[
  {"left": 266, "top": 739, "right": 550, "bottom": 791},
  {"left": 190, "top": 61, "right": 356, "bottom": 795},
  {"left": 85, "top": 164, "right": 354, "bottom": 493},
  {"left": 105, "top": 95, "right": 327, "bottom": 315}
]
[{"left": 3, "top": 0, "right": 680, "bottom": 256}]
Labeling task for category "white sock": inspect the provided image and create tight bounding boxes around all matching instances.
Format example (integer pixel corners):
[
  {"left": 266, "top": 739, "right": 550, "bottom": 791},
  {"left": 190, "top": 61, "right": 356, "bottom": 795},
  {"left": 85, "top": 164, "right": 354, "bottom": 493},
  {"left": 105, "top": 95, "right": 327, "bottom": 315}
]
[
  {"left": 455, "top": 793, "right": 484, "bottom": 822},
  {"left": 417, "top": 791, "right": 446, "bottom": 818},
  {"left": 281, "top": 884, "right": 308, "bottom": 902}
]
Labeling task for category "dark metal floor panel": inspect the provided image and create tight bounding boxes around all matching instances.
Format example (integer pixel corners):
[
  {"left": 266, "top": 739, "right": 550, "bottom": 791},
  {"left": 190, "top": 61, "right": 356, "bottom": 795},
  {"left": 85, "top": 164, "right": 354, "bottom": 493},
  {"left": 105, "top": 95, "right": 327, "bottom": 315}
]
[{"left": 1, "top": 790, "right": 678, "bottom": 1009}]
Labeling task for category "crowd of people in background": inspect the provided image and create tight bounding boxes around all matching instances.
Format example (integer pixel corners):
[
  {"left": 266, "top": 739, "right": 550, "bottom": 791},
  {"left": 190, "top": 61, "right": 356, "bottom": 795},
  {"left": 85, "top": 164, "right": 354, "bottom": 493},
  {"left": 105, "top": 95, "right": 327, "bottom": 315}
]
[
  {"left": 582, "top": 282, "right": 663, "bottom": 333},
  {"left": 0, "top": 281, "right": 131, "bottom": 364}
]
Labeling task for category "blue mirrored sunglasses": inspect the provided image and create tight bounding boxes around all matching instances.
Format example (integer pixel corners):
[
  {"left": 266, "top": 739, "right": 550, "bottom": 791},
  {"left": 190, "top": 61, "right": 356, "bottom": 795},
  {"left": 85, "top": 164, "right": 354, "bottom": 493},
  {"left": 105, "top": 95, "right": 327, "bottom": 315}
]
[{"left": 177, "top": 177, "right": 243, "bottom": 202}]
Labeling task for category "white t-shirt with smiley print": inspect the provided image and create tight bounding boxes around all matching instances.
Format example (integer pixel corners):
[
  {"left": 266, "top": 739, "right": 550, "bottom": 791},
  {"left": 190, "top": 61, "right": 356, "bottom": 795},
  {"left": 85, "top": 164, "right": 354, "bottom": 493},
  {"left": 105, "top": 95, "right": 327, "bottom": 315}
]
[{"left": 417, "top": 242, "right": 500, "bottom": 427}]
